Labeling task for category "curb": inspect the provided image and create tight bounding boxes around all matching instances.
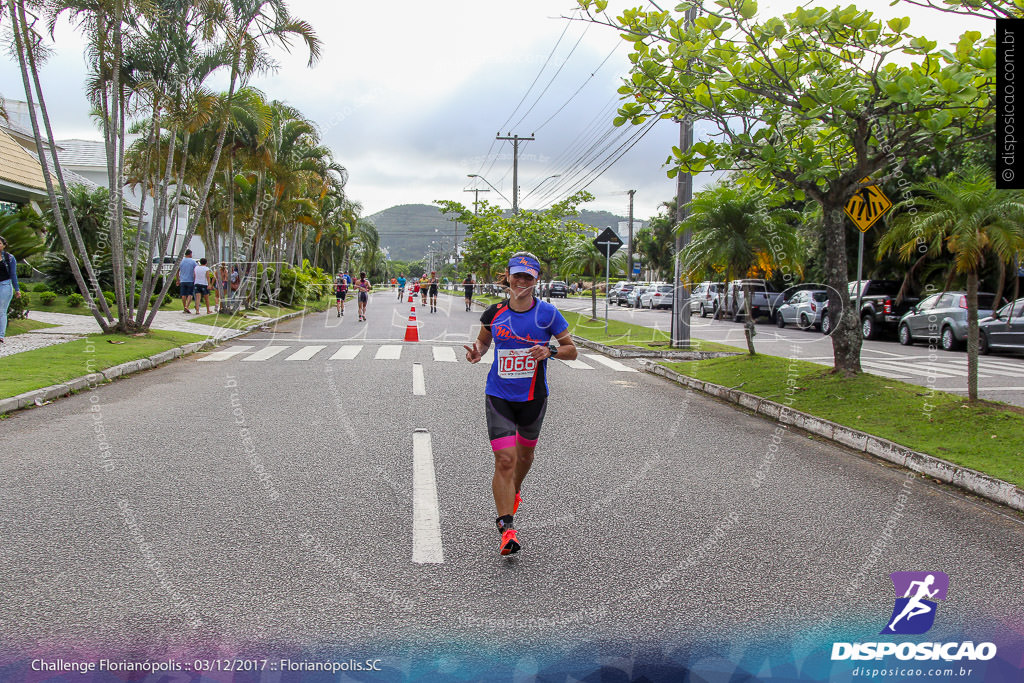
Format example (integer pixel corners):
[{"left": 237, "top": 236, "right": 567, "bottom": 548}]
[
  {"left": 0, "top": 309, "right": 308, "bottom": 416},
  {"left": 636, "top": 359, "right": 1024, "bottom": 513},
  {"left": 571, "top": 334, "right": 739, "bottom": 360}
]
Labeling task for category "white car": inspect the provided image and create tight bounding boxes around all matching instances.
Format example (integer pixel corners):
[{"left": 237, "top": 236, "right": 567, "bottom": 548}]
[
  {"left": 775, "top": 289, "right": 828, "bottom": 330},
  {"left": 640, "top": 284, "right": 674, "bottom": 309}
]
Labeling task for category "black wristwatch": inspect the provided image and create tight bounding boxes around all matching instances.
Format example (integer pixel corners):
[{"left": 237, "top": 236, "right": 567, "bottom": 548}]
[{"left": 547, "top": 344, "right": 559, "bottom": 359}]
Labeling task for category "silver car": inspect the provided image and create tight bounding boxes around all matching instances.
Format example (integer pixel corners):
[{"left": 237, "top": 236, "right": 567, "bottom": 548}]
[
  {"left": 979, "top": 298, "right": 1024, "bottom": 355},
  {"left": 690, "top": 281, "right": 724, "bottom": 317},
  {"left": 626, "top": 285, "right": 649, "bottom": 308},
  {"left": 775, "top": 289, "right": 828, "bottom": 330},
  {"left": 898, "top": 291, "right": 997, "bottom": 351},
  {"left": 641, "top": 284, "right": 674, "bottom": 309}
]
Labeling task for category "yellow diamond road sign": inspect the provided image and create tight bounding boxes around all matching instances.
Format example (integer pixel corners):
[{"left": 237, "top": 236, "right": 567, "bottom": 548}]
[{"left": 844, "top": 177, "right": 892, "bottom": 233}]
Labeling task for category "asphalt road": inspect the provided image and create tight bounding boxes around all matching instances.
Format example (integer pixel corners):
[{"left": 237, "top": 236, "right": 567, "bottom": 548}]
[
  {"left": 550, "top": 296, "right": 1024, "bottom": 407},
  {"left": 2, "top": 290, "right": 1022, "bottom": 678}
]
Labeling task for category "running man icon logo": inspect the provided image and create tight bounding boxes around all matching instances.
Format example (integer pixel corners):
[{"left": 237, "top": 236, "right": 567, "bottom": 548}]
[{"left": 881, "top": 571, "right": 949, "bottom": 635}]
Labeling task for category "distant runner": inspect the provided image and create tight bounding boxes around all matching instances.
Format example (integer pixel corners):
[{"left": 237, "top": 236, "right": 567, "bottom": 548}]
[
  {"left": 463, "top": 274, "right": 474, "bottom": 312},
  {"left": 355, "top": 271, "right": 371, "bottom": 322},
  {"left": 334, "top": 272, "right": 349, "bottom": 318},
  {"left": 429, "top": 271, "right": 439, "bottom": 313},
  {"left": 420, "top": 274, "right": 429, "bottom": 306},
  {"left": 463, "top": 252, "right": 577, "bottom": 555},
  {"left": 397, "top": 274, "right": 406, "bottom": 300}
]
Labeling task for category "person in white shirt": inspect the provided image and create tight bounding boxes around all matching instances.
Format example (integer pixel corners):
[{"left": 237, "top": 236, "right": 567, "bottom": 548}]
[{"left": 192, "top": 258, "right": 214, "bottom": 314}]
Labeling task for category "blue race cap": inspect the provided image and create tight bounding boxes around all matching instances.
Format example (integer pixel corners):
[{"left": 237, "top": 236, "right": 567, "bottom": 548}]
[{"left": 508, "top": 255, "right": 540, "bottom": 278}]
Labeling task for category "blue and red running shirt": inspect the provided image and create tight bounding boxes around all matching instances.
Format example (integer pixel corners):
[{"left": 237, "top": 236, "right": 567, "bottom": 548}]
[{"left": 480, "top": 298, "right": 569, "bottom": 401}]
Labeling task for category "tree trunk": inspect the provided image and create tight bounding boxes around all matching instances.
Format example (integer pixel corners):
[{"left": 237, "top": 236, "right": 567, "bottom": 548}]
[
  {"left": 591, "top": 273, "right": 598, "bottom": 321},
  {"left": 966, "top": 270, "right": 979, "bottom": 403},
  {"left": 743, "top": 282, "right": 756, "bottom": 355},
  {"left": 822, "top": 202, "right": 860, "bottom": 375}
]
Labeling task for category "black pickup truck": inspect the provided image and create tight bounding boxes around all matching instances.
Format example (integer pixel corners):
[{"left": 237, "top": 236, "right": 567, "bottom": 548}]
[{"left": 821, "top": 280, "right": 919, "bottom": 339}]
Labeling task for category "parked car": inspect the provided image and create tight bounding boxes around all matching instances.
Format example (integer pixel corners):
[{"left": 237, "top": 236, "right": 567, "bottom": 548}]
[
  {"left": 775, "top": 289, "right": 828, "bottom": 330},
  {"left": 979, "top": 298, "right": 1024, "bottom": 355},
  {"left": 544, "top": 280, "right": 568, "bottom": 298},
  {"left": 626, "top": 285, "right": 649, "bottom": 308},
  {"left": 151, "top": 256, "right": 176, "bottom": 274},
  {"left": 724, "top": 279, "right": 785, "bottom": 322},
  {"left": 641, "top": 284, "right": 674, "bottom": 309},
  {"left": 897, "top": 291, "right": 997, "bottom": 350},
  {"left": 614, "top": 283, "right": 638, "bottom": 306},
  {"left": 689, "top": 281, "right": 724, "bottom": 318},
  {"left": 820, "top": 280, "right": 920, "bottom": 338}
]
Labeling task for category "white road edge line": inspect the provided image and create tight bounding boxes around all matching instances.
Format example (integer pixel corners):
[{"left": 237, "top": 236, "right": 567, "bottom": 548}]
[
  {"left": 412, "top": 429, "right": 444, "bottom": 564},
  {"left": 413, "top": 363, "right": 426, "bottom": 396}
]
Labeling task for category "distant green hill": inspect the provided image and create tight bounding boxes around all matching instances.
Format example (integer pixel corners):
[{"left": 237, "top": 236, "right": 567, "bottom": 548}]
[{"left": 368, "top": 204, "right": 632, "bottom": 262}]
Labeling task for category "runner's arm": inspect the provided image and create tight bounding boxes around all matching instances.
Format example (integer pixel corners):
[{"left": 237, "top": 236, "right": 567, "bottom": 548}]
[
  {"left": 529, "top": 329, "right": 577, "bottom": 361},
  {"left": 464, "top": 327, "right": 492, "bottom": 364}
]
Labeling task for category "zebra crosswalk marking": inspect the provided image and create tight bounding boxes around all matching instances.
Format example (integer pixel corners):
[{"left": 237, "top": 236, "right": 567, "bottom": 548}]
[
  {"left": 583, "top": 354, "right": 637, "bottom": 373},
  {"left": 329, "top": 345, "right": 363, "bottom": 360},
  {"left": 375, "top": 345, "right": 402, "bottom": 360},
  {"left": 198, "top": 345, "right": 253, "bottom": 362},
  {"left": 241, "top": 346, "right": 290, "bottom": 361},
  {"left": 286, "top": 345, "right": 326, "bottom": 361},
  {"left": 433, "top": 347, "right": 457, "bottom": 362},
  {"left": 558, "top": 358, "right": 593, "bottom": 370}
]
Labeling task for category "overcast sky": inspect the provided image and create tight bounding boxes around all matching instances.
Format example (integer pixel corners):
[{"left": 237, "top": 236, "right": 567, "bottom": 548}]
[{"left": 0, "top": 0, "right": 993, "bottom": 222}]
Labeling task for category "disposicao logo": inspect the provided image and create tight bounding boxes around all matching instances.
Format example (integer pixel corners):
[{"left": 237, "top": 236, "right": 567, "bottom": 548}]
[
  {"left": 883, "top": 571, "right": 948, "bottom": 635},
  {"left": 831, "top": 571, "right": 997, "bottom": 663}
]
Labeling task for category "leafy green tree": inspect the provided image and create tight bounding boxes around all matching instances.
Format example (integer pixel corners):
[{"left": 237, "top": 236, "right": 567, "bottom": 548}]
[
  {"left": 878, "top": 166, "right": 1024, "bottom": 402},
  {"left": 679, "top": 182, "right": 802, "bottom": 354},
  {"left": 561, "top": 234, "right": 626, "bottom": 320},
  {"left": 578, "top": 0, "right": 994, "bottom": 375},
  {"left": 635, "top": 200, "right": 677, "bottom": 281}
]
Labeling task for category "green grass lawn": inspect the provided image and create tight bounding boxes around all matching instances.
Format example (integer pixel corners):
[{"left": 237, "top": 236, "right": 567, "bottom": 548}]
[
  {"left": 0, "top": 330, "right": 208, "bottom": 401},
  {"left": 560, "top": 309, "right": 742, "bottom": 353},
  {"left": 662, "top": 354, "right": 1024, "bottom": 488},
  {"left": 5, "top": 319, "right": 59, "bottom": 336}
]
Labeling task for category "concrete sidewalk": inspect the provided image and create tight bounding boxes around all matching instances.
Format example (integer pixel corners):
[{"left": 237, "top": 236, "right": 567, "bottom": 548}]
[{"left": 1, "top": 309, "right": 244, "bottom": 358}]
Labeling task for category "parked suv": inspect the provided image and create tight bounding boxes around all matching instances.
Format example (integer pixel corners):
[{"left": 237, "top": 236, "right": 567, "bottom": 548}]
[
  {"left": 898, "top": 291, "right": 997, "bottom": 350},
  {"left": 724, "top": 279, "right": 785, "bottom": 322},
  {"left": 775, "top": 290, "right": 828, "bottom": 330},
  {"left": 689, "top": 281, "right": 724, "bottom": 317},
  {"left": 820, "top": 280, "right": 920, "bottom": 338},
  {"left": 614, "top": 283, "right": 637, "bottom": 306}
]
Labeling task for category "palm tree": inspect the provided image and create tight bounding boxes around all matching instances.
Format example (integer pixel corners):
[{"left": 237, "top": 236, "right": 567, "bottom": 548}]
[
  {"left": 678, "top": 183, "right": 802, "bottom": 355},
  {"left": 878, "top": 165, "right": 1024, "bottom": 402}
]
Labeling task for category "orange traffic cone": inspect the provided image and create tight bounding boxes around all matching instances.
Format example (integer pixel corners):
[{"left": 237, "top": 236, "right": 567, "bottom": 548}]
[
  {"left": 404, "top": 306, "right": 419, "bottom": 342},
  {"left": 407, "top": 291, "right": 413, "bottom": 303}
]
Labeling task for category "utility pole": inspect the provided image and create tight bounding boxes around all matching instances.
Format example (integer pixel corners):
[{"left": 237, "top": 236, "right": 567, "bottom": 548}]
[
  {"left": 627, "top": 189, "right": 636, "bottom": 282},
  {"left": 671, "top": 4, "right": 698, "bottom": 350},
  {"left": 495, "top": 132, "right": 535, "bottom": 214},
  {"left": 464, "top": 187, "right": 490, "bottom": 215}
]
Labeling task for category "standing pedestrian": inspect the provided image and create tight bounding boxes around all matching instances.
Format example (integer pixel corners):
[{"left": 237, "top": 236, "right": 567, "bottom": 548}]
[
  {"left": 463, "top": 252, "right": 578, "bottom": 555},
  {"left": 192, "top": 258, "right": 214, "bottom": 314},
  {"left": 0, "top": 235, "right": 23, "bottom": 344},
  {"left": 215, "top": 264, "right": 230, "bottom": 310},
  {"left": 463, "top": 274, "right": 475, "bottom": 312},
  {"left": 355, "top": 271, "right": 371, "bottom": 322},
  {"left": 176, "top": 249, "right": 198, "bottom": 313}
]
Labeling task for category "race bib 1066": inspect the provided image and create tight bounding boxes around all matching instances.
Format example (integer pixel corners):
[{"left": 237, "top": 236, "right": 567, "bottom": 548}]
[{"left": 496, "top": 348, "right": 537, "bottom": 379}]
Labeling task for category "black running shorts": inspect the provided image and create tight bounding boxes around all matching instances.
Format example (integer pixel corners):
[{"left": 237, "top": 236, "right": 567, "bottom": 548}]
[
  {"left": 358, "top": 292, "right": 368, "bottom": 303},
  {"left": 485, "top": 395, "right": 547, "bottom": 451}
]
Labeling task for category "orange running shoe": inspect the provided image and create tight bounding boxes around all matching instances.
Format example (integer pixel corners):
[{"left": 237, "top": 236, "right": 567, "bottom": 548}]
[
  {"left": 499, "top": 528, "right": 521, "bottom": 555},
  {"left": 513, "top": 491, "right": 522, "bottom": 515}
]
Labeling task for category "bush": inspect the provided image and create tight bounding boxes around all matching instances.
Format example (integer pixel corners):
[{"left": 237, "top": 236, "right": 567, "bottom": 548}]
[
  {"left": 66, "top": 293, "right": 85, "bottom": 308},
  {"left": 16, "top": 262, "right": 32, "bottom": 279},
  {"left": 32, "top": 282, "right": 51, "bottom": 292},
  {"left": 38, "top": 291, "right": 57, "bottom": 305},
  {"left": 149, "top": 293, "right": 170, "bottom": 309},
  {"left": 102, "top": 290, "right": 116, "bottom": 306},
  {"left": 8, "top": 290, "right": 29, "bottom": 319}
]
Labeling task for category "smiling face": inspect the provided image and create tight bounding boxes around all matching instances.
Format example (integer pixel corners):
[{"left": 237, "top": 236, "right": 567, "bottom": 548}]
[{"left": 508, "top": 271, "right": 537, "bottom": 300}]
